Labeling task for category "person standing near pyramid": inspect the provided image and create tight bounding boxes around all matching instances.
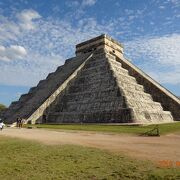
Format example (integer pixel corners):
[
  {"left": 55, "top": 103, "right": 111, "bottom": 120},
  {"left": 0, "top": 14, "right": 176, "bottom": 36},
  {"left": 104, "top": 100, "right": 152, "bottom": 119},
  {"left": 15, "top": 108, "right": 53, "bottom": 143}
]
[
  {"left": 16, "top": 117, "right": 19, "bottom": 128},
  {"left": 18, "top": 118, "right": 23, "bottom": 128}
]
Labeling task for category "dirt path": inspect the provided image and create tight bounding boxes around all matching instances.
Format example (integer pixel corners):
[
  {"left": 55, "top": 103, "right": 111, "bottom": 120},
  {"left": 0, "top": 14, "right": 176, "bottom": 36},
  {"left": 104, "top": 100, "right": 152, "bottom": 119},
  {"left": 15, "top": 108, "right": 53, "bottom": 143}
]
[{"left": 1, "top": 128, "right": 180, "bottom": 162}]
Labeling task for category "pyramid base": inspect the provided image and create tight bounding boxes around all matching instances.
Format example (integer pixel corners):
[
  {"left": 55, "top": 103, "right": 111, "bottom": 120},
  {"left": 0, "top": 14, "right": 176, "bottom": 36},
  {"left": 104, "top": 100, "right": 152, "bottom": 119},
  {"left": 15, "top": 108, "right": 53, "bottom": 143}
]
[{"left": 46, "top": 109, "right": 135, "bottom": 124}]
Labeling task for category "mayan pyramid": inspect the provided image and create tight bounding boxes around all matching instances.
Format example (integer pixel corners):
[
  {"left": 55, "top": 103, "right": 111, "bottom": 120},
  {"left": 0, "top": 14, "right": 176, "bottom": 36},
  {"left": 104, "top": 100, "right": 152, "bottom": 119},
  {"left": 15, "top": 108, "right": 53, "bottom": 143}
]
[{"left": 3, "top": 34, "right": 180, "bottom": 124}]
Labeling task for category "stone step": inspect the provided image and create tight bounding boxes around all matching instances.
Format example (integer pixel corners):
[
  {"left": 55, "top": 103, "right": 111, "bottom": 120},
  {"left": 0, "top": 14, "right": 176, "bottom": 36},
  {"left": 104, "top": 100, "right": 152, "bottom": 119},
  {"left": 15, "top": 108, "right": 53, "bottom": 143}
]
[
  {"left": 127, "top": 98, "right": 156, "bottom": 107},
  {"left": 37, "top": 80, "right": 47, "bottom": 88},
  {"left": 91, "top": 52, "right": 115, "bottom": 61},
  {"left": 66, "top": 86, "right": 120, "bottom": 97},
  {"left": 128, "top": 101, "right": 163, "bottom": 111},
  {"left": 91, "top": 52, "right": 108, "bottom": 59},
  {"left": 66, "top": 89, "right": 121, "bottom": 102},
  {"left": 74, "top": 75, "right": 114, "bottom": 86},
  {"left": 77, "top": 70, "right": 114, "bottom": 81},
  {"left": 105, "top": 53, "right": 116, "bottom": 60},
  {"left": 81, "top": 64, "right": 110, "bottom": 75},
  {"left": 18, "top": 94, "right": 31, "bottom": 102},
  {"left": 123, "top": 89, "right": 153, "bottom": 101},
  {"left": 74, "top": 76, "right": 113, "bottom": 85},
  {"left": 128, "top": 99, "right": 163, "bottom": 108},
  {"left": 29, "top": 64, "right": 67, "bottom": 94},
  {"left": 80, "top": 68, "right": 110, "bottom": 76},
  {"left": 46, "top": 72, "right": 56, "bottom": 80},
  {"left": 110, "top": 65, "right": 129, "bottom": 76},
  {"left": 68, "top": 80, "right": 117, "bottom": 93},
  {"left": 115, "top": 73, "right": 137, "bottom": 83},
  {"left": 47, "top": 108, "right": 133, "bottom": 123},
  {"left": 8, "top": 102, "right": 22, "bottom": 110},
  {"left": 116, "top": 72, "right": 146, "bottom": 94},
  {"left": 66, "top": 96, "right": 124, "bottom": 106},
  {"left": 66, "top": 98, "right": 126, "bottom": 111},
  {"left": 85, "top": 57, "right": 109, "bottom": 67},
  {"left": 119, "top": 81, "right": 144, "bottom": 92},
  {"left": 72, "top": 77, "right": 116, "bottom": 87},
  {"left": 28, "top": 87, "right": 36, "bottom": 93},
  {"left": 108, "top": 58, "right": 122, "bottom": 67},
  {"left": 64, "top": 99, "right": 125, "bottom": 112},
  {"left": 134, "top": 110, "right": 173, "bottom": 123}
]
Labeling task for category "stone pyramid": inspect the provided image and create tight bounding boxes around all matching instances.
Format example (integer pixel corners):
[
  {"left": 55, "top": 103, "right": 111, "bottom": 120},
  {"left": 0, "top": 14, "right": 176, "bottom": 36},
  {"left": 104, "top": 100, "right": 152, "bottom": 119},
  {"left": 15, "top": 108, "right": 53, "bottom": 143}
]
[{"left": 3, "top": 34, "right": 180, "bottom": 124}]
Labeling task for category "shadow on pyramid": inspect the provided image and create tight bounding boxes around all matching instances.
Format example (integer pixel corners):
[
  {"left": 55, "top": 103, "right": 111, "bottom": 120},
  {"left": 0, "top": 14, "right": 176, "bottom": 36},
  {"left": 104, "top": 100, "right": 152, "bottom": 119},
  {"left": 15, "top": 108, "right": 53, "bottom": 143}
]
[{"left": 3, "top": 34, "right": 180, "bottom": 124}]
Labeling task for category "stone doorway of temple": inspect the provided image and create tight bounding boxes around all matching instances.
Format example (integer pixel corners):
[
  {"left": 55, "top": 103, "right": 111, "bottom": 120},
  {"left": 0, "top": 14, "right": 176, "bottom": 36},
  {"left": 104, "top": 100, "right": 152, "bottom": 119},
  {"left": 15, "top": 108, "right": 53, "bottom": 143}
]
[{"left": 42, "top": 114, "right": 47, "bottom": 123}]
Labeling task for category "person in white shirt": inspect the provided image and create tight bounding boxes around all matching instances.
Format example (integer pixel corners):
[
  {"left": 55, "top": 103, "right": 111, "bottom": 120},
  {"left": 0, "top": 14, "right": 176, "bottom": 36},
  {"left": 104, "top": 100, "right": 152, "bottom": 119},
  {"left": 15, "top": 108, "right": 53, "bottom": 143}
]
[{"left": 0, "top": 119, "right": 5, "bottom": 131}]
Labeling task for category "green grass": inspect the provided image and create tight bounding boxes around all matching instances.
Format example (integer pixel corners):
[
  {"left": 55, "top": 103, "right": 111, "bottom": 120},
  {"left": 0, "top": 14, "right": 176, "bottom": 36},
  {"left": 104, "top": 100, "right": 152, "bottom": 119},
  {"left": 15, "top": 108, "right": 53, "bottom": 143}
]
[
  {"left": 26, "top": 122, "right": 180, "bottom": 135},
  {"left": 0, "top": 136, "right": 179, "bottom": 180}
]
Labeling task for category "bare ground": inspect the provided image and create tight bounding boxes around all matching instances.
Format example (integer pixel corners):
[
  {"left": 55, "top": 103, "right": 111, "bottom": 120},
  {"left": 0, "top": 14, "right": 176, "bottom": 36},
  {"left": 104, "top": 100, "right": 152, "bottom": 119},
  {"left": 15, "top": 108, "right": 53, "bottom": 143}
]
[{"left": 1, "top": 128, "right": 180, "bottom": 163}]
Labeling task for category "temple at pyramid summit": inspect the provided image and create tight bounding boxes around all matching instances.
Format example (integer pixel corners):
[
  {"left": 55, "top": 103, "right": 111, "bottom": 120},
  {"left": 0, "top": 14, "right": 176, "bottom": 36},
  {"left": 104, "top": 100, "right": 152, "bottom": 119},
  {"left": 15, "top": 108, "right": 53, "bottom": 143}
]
[{"left": 3, "top": 34, "right": 180, "bottom": 124}]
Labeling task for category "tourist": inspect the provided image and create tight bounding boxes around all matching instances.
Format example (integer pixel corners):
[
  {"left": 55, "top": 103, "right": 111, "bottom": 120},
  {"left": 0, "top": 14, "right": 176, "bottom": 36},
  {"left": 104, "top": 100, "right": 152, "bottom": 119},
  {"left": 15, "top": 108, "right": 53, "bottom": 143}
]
[
  {"left": 18, "top": 118, "right": 22, "bottom": 128},
  {"left": 20, "top": 118, "right": 24, "bottom": 128},
  {"left": 16, "top": 117, "right": 19, "bottom": 128},
  {"left": 0, "top": 119, "right": 5, "bottom": 131}
]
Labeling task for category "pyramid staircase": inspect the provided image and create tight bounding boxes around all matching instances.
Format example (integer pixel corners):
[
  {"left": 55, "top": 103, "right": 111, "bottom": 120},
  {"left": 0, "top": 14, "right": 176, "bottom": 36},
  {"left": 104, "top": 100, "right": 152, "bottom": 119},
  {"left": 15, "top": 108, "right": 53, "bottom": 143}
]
[
  {"left": 3, "top": 53, "right": 91, "bottom": 123},
  {"left": 46, "top": 51, "right": 173, "bottom": 123}
]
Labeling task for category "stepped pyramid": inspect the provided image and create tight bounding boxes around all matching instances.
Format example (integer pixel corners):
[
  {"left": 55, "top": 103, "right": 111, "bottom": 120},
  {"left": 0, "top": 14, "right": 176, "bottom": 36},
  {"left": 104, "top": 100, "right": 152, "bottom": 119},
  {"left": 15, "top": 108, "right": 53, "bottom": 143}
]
[{"left": 3, "top": 34, "right": 180, "bottom": 124}]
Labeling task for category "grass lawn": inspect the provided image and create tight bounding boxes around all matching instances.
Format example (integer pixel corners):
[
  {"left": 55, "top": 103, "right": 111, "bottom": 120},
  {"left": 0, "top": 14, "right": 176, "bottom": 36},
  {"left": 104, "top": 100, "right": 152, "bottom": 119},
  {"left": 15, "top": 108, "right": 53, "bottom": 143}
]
[
  {"left": 25, "top": 122, "right": 180, "bottom": 135},
  {"left": 0, "top": 136, "right": 179, "bottom": 180}
]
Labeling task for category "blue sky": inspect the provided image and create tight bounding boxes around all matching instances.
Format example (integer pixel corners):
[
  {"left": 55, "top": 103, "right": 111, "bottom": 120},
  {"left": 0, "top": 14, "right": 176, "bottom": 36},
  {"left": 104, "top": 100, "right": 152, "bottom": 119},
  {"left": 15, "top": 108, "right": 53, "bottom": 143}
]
[{"left": 0, "top": 0, "right": 180, "bottom": 106}]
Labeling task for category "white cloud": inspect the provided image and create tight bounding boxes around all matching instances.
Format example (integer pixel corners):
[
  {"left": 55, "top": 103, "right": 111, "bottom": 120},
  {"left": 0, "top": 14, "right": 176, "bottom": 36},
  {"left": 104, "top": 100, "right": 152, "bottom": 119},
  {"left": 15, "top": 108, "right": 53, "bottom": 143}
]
[
  {"left": 159, "top": 5, "right": 165, "bottom": 9},
  {"left": 125, "top": 34, "right": 180, "bottom": 66},
  {"left": 82, "top": 0, "right": 97, "bottom": 7},
  {"left": 148, "top": 69, "right": 180, "bottom": 85},
  {"left": 64, "top": 0, "right": 97, "bottom": 19},
  {"left": 170, "top": 0, "right": 180, "bottom": 7},
  {"left": 65, "top": 1, "right": 79, "bottom": 8},
  {"left": 125, "top": 9, "right": 134, "bottom": 15},
  {"left": 0, "top": 9, "right": 112, "bottom": 86},
  {"left": 0, "top": 52, "right": 63, "bottom": 86},
  {"left": 0, "top": 16, "right": 20, "bottom": 42},
  {"left": 0, "top": 45, "right": 27, "bottom": 62},
  {"left": 124, "top": 34, "right": 180, "bottom": 85},
  {"left": 0, "top": 9, "right": 41, "bottom": 43},
  {"left": 17, "top": 9, "right": 41, "bottom": 30},
  {"left": 0, "top": 7, "right": 179, "bottom": 90}
]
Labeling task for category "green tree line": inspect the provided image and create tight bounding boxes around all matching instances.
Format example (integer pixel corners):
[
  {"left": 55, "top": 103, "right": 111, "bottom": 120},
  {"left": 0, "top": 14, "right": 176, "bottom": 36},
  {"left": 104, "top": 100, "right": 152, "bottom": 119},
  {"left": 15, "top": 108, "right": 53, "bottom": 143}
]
[{"left": 0, "top": 104, "right": 6, "bottom": 113}]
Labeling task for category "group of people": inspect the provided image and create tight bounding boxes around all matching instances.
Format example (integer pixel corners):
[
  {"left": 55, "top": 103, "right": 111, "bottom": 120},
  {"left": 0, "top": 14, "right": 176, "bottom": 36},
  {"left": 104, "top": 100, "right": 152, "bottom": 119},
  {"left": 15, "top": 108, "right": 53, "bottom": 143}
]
[
  {"left": 16, "top": 117, "right": 24, "bottom": 128},
  {"left": 0, "top": 117, "right": 25, "bottom": 130}
]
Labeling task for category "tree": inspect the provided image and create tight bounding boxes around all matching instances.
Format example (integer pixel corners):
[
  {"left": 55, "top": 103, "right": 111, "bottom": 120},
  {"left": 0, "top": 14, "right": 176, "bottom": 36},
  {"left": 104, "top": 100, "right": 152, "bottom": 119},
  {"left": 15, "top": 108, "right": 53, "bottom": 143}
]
[{"left": 0, "top": 104, "right": 6, "bottom": 113}]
